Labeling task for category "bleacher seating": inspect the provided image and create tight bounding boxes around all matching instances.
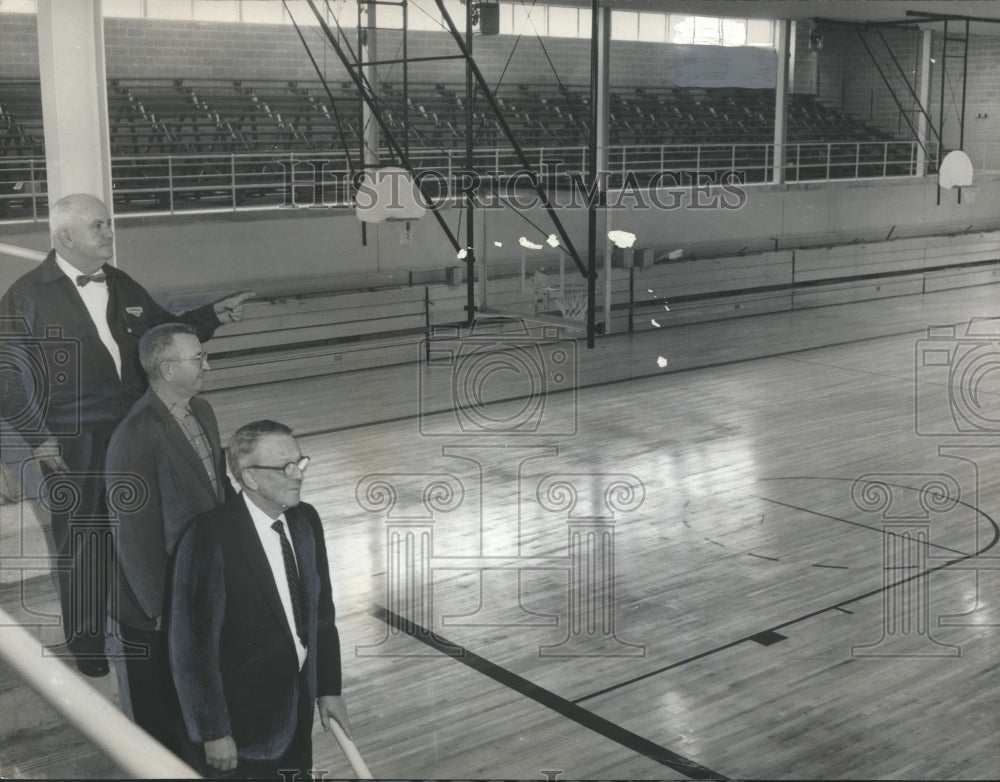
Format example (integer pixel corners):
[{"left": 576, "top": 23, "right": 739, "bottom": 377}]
[
  {"left": 0, "top": 80, "right": 44, "bottom": 158},
  {"left": 173, "top": 277, "right": 470, "bottom": 388},
  {"left": 1, "top": 78, "right": 906, "bottom": 160},
  {"left": 0, "top": 78, "right": 916, "bottom": 215}
]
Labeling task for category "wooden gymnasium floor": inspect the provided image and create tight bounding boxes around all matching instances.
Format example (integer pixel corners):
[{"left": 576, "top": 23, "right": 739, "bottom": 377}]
[
  {"left": 197, "top": 281, "right": 1000, "bottom": 780},
  {"left": 10, "top": 281, "right": 1000, "bottom": 779}
]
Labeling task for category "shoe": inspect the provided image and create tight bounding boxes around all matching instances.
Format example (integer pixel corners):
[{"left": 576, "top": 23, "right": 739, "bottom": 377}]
[{"left": 75, "top": 656, "right": 110, "bottom": 678}]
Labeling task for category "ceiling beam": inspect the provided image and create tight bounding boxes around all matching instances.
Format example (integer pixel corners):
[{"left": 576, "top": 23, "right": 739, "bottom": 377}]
[{"left": 906, "top": 10, "right": 1000, "bottom": 24}]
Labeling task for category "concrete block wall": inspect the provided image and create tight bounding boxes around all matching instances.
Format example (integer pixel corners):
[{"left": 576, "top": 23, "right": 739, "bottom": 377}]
[
  {"left": 0, "top": 11, "right": 776, "bottom": 89},
  {"left": 813, "top": 23, "right": 1000, "bottom": 171},
  {"left": 931, "top": 32, "right": 1000, "bottom": 171},
  {"left": 0, "top": 13, "right": 38, "bottom": 76},
  {"left": 815, "top": 25, "right": 923, "bottom": 136},
  {"left": 792, "top": 21, "right": 818, "bottom": 94}
]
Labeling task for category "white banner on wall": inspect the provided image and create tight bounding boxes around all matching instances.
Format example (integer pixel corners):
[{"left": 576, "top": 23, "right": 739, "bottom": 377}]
[{"left": 672, "top": 45, "right": 777, "bottom": 88}]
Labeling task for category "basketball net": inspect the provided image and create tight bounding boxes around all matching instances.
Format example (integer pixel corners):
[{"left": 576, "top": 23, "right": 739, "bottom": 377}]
[
  {"left": 550, "top": 288, "right": 588, "bottom": 321},
  {"left": 530, "top": 269, "right": 590, "bottom": 324}
]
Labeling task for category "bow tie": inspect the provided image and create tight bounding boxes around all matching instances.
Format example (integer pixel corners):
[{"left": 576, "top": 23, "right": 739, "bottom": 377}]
[{"left": 76, "top": 272, "right": 107, "bottom": 287}]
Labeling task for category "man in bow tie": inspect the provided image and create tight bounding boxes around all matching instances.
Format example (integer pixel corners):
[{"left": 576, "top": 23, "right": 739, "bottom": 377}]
[{"left": 0, "top": 192, "right": 252, "bottom": 678}]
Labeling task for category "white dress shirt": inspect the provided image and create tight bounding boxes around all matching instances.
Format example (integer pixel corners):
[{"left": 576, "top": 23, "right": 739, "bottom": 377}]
[
  {"left": 243, "top": 493, "right": 308, "bottom": 670},
  {"left": 54, "top": 253, "right": 122, "bottom": 378}
]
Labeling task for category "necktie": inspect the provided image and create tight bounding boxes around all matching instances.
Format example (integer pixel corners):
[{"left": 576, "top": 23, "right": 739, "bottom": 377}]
[
  {"left": 76, "top": 272, "right": 107, "bottom": 286},
  {"left": 272, "top": 519, "right": 308, "bottom": 649},
  {"left": 176, "top": 407, "right": 219, "bottom": 497}
]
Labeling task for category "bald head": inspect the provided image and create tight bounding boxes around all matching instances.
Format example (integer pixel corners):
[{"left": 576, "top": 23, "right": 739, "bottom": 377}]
[{"left": 49, "top": 193, "right": 115, "bottom": 273}]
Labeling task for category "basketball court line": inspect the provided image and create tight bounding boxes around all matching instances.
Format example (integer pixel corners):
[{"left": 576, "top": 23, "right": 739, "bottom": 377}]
[
  {"left": 570, "top": 485, "right": 996, "bottom": 705},
  {"left": 371, "top": 604, "right": 730, "bottom": 781},
  {"left": 758, "top": 492, "right": 984, "bottom": 559}
]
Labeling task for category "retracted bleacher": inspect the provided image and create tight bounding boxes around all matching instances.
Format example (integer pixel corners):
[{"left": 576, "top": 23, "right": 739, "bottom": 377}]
[{"left": 196, "top": 280, "right": 471, "bottom": 389}]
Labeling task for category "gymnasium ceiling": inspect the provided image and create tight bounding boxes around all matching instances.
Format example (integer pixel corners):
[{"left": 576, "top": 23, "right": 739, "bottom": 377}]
[{"left": 537, "top": 1, "right": 1000, "bottom": 34}]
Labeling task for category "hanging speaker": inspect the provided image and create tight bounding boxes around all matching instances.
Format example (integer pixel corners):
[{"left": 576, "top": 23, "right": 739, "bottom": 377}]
[{"left": 480, "top": 2, "right": 499, "bottom": 35}]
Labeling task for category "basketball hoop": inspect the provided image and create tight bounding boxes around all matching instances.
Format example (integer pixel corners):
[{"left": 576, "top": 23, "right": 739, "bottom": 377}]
[
  {"left": 520, "top": 270, "right": 593, "bottom": 329},
  {"left": 538, "top": 285, "right": 588, "bottom": 321},
  {"left": 552, "top": 288, "right": 588, "bottom": 321}
]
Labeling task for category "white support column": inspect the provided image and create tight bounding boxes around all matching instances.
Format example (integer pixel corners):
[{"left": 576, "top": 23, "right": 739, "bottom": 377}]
[
  {"left": 594, "top": 7, "right": 610, "bottom": 176},
  {"left": 772, "top": 19, "right": 792, "bottom": 185},
  {"left": 917, "top": 28, "right": 933, "bottom": 177},
  {"left": 788, "top": 20, "right": 797, "bottom": 92},
  {"left": 362, "top": 2, "right": 380, "bottom": 169},
  {"left": 36, "top": 0, "right": 114, "bottom": 212}
]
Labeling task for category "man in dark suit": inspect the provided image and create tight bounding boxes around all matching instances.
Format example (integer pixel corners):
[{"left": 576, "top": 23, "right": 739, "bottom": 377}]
[
  {"left": 170, "top": 420, "right": 352, "bottom": 778},
  {"left": 0, "top": 193, "right": 252, "bottom": 676},
  {"left": 106, "top": 322, "right": 233, "bottom": 755}
]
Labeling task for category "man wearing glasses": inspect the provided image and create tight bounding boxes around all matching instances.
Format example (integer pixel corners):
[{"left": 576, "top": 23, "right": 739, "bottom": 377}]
[
  {"left": 106, "top": 322, "right": 233, "bottom": 758},
  {"left": 170, "top": 419, "right": 352, "bottom": 778}
]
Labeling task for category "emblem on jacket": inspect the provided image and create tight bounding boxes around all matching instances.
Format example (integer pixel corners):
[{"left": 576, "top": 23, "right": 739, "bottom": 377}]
[{"left": 126, "top": 306, "right": 144, "bottom": 317}]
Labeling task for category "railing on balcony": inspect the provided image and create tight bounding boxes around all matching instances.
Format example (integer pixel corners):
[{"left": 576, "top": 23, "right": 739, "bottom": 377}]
[
  {"left": 0, "top": 140, "right": 930, "bottom": 222},
  {"left": 0, "top": 608, "right": 200, "bottom": 778}
]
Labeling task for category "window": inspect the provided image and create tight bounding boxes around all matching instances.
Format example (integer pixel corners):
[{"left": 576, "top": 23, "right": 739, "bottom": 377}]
[
  {"left": 377, "top": 2, "right": 404, "bottom": 29},
  {"left": 407, "top": 0, "right": 444, "bottom": 31},
  {"left": 329, "top": 1, "right": 358, "bottom": 28},
  {"left": 499, "top": 3, "right": 514, "bottom": 34},
  {"left": 693, "top": 16, "right": 721, "bottom": 45},
  {"left": 281, "top": 0, "right": 321, "bottom": 26},
  {"left": 0, "top": 0, "right": 37, "bottom": 13},
  {"left": 512, "top": 4, "right": 545, "bottom": 36},
  {"left": 547, "top": 6, "right": 579, "bottom": 38},
  {"left": 668, "top": 14, "right": 694, "bottom": 44},
  {"left": 439, "top": 0, "right": 465, "bottom": 30},
  {"left": 637, "top": 12, "right": 666, "bottom": 43},
  {"left": 90, "top": 0, "right": 776, "bottom": 48},
  {"left": 747, "top": 18, "right": 775, "bottom": 46},
  {"left": 722, "top": 18, "right": 746, "bottom": 46},
  {"left": 146, "top": 0, "right": 192, "bottom": 21},
  {"left": 610, "top": 10, "right": 638, "bottom": 41},
  {"left": 103, "top": 0, "right": 143, "bottom": 18},
  {"left": 194, "top": 0, "right": 239, "bottom": 22}
]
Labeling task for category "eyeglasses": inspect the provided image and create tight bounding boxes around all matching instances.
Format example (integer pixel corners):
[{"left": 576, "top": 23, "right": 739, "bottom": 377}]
[
  {"left": 245, "top": 456, "right": 310, "bottom": 478},
  {"left": 164, "top": 352, "right": 207, "bottom": 364}
]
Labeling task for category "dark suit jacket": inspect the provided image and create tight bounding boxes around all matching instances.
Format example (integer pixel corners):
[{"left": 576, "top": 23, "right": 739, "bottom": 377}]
[
  {"left": 106, "top": 389, "right": 233, "bottom": 630},
  {"left": 169, "top": 496, "right": 342, "bottom": 762},
  {"left": 0, "top": 250, "right": 220, "bottom": 445}
]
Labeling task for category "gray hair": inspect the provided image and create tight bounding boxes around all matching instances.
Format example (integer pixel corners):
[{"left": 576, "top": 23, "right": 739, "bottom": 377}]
[
  {"left": 227, "top": 420, "right": 294, "bottom": 481},
  {"left": 138, "top": 322, "right": 197, "bottom": 378},
  {"left": 49, "top": 193, "right": 107, "bottom": 239}
]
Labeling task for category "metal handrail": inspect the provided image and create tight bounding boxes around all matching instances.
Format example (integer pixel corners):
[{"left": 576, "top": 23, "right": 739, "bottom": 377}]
[
  {"left": 330, "top": 720, "right": 373, "bottom": 778},
  {"left": 0, "top": 608, "right": 200, "bottom": 778},
  {"left": 0, "top": 606, "right": 372, "bottom": 777},
  {"left": 0, "top": 139, "right": 932, "bottom": 223},
  {"left": 0, "top": 242, "right": 46, "bottom": 262}
]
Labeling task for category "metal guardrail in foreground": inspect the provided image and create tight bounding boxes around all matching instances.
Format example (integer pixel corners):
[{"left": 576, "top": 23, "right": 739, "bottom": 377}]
[
  {"left": 330, "top": 720, "right": 373, "bottom": 779},
  {"left": 0, "top": 588, "right": 372, "bottom": 778},
  {"left": 0, "top": 608, "right": 200, "bottom": 778},
  {"left": 0, "top": 242, "right": 46, "bottom": 262}
]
